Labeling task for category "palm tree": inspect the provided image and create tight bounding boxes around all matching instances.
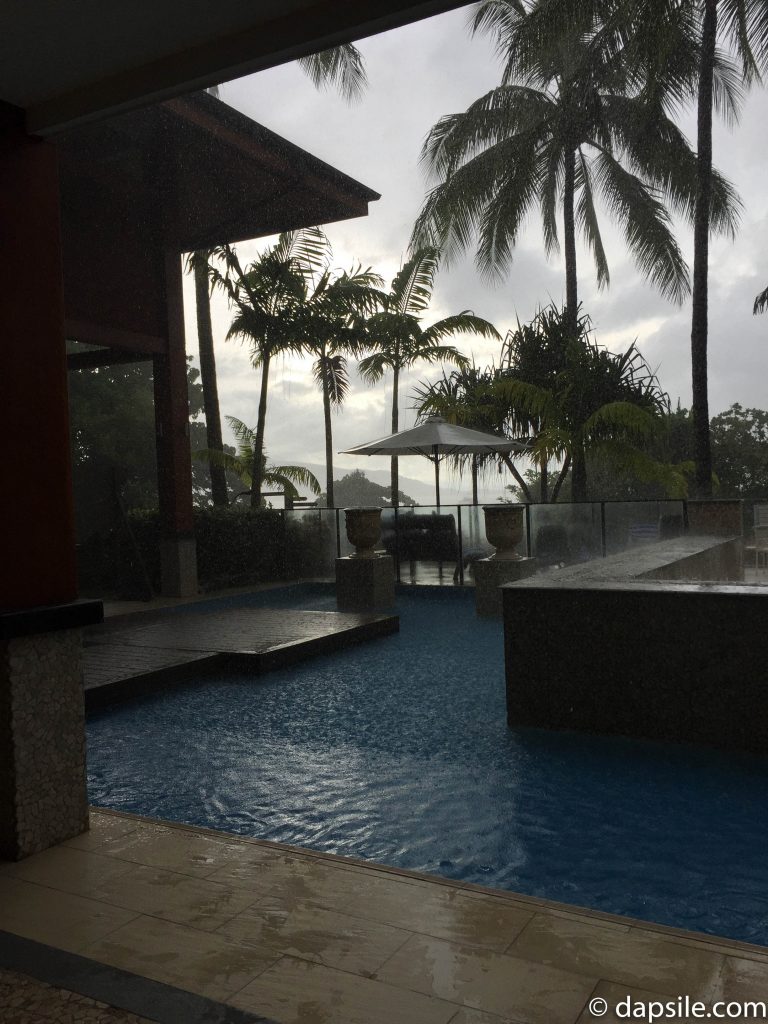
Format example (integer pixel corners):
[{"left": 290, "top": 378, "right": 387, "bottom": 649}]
[
  {"left": 413, "top": 362, "right": 536, "bottom": 500},
  {"left": 188, "top": 54, "right": 367, "bottom": 509},
  {"left": 686, "top": 0, "right": 766, "bottom": 495},
  {"left": 208, "top": 229, "right": 327, "bottom": 506},
  {"left": 412, "top": 0, "right": 739, "bottom": 343},
  {"left": 358, "top": 247, "right": 499, "bottom": 504},
  {"left": 277, "top": 225, "right": 383, "bottom": 507},
  {"left": 187, "top": 249, "right": 228, "bottom": 506},
  {"left": 755, "top": 286, "right": 768, "bottom": 315},
  {"left": 193, "top": 416, "right": 321, "bottom": 504},
  {"left": 295, "top": 257, "right": 383, "bottom": 508}
]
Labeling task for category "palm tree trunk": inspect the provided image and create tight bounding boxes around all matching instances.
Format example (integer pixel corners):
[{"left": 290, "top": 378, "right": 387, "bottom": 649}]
[
  {"left": 391, "top": 364, "right": 400, "bottom": 506},
  {"left": 540, "top": 455, "right": 549, "bottom": 503},
  {"left": 501, "top": 453, "right": 532, "bottom": 502},
  {"left": 251, "top": 352, "right": 271, "bottom": 508},
  {"left": 551, "top": 453, "right": 571, "bottom": 503},
  {"left": 563, "top": 147, "right": 579, "bottom": 339},
  {"left": 194, "top": 254, "right": 228, "bottom": 506},
  {"left": 690, "top": 0, "right": 718, "bottom": 498},
  {"left": 571, "top": 444, "right": 587, "bottom": 502},
  {"left": 322, "top": 358, "right": 335, "bottom": 508}
]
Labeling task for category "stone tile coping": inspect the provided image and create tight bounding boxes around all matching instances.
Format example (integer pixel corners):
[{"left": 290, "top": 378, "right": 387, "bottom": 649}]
[
  {"left": 0, "top": 598, "right": 103, "bottom": 640},
  {"left": 92, "top": 807, "right": 768, "bottom": 962},
  {"left": 0, "top": 932, "right": 273, "bottom": 1023},
  {"left": 507, "top": 534, "right": 741, "bottom": 589}
]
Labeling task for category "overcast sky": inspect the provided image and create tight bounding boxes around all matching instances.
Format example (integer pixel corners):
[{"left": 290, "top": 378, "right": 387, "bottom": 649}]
[{"left": 181, "top": 5, "right": 768, "bottom": 504}]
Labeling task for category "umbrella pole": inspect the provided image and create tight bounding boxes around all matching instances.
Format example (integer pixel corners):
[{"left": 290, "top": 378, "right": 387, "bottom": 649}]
[{"left": 434, "top": 448, "right": 441, "bottom": 508}]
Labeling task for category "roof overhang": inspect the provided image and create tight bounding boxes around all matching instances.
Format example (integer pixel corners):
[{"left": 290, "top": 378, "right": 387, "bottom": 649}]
[
  {"left": 58, "top": 91, "right": 380, "bottom": 254},
  {"left": 1, "top": 0, "right": 472, "bottom": 137}
]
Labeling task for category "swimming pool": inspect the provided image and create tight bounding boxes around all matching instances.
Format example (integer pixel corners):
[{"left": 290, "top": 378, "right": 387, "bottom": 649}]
[{"left": 87, "top": 584, "right": 768, "bottom": 946}]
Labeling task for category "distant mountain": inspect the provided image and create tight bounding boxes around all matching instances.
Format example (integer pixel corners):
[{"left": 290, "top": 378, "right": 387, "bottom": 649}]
[{"left": 318, "top": 470, "right": 417, "bottom": 508}]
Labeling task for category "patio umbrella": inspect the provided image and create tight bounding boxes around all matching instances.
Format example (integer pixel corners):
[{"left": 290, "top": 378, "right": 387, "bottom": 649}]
[{"left": 341, "top": 415, "right": 528, "bottom": 506}]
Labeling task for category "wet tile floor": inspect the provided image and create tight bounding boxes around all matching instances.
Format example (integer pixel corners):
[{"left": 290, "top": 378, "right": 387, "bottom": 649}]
[{"left": 2, "top": 811, "right": 768, "bottom": 1023}]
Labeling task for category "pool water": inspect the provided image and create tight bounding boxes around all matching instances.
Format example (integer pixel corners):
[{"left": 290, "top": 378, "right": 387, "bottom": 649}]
[{"left": 87, "top": 585, "right": 768, "bottom": 945}]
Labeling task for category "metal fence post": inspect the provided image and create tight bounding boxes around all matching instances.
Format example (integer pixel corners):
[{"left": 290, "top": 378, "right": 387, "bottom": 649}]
[
  {"left": 394, "top": 506, "right": 401, "bottom": 584},
  {"left": 457, "top": 505, "right": 464, "bottom": 585}
]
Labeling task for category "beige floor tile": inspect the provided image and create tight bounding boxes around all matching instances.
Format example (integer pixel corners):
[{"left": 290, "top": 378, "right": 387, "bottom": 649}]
[
  {"left": 0, "top": 845, "right": 137, "bottom": 894},
  {"left": 79, "top": 914, "right": 279, "bottom": 1001},
  {"left": 448, "top": 1008, "right": 524, "bottom": 1024},
  {"left": 0, "top": 877, "right": 138, "bottom": 953},
  {"left": 217, "top": 897, "right": 411, "bottom": 976},
  {"left": 86, "top": 862, "right": 261, "bottom": 931},
  {"left": 509, "top": 914, "right": 724, "bottom": 996},
  {"left": 375, "top": 933, "right": 596, "bottom": 1024},
  {"left": 574, "top": 981, "right": 679, "bottom": 1024},
  {"left": 230, "top": 954, "right": 459, "bottom": 1024},
  {"left": 345, "top": 886, "right": 533, "bottom": 952},
  {"left": 713, "top": 955, "right": 768, "bottom": 1001},
  {"left": 87, "top": 822, "right": 277, "bottom": 878},
  {"left": 62, "top": 812, "right": 141, "bottom": 853}
]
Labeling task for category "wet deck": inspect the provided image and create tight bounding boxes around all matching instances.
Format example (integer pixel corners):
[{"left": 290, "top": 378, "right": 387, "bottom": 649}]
[
  {"left": 83, "top": 607, "right": 399, "bottom": 705},
  {"left": 3, "top": 810, "right": 768, "bottom": 1024}
]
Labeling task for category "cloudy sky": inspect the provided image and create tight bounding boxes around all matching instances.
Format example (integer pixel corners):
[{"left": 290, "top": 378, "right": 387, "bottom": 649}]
[{"left": 181, "top": 5, "right": 768, "bottom": 504}]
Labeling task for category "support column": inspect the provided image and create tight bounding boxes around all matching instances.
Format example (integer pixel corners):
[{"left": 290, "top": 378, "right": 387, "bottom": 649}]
[
  {"left": 0, "top": 110, "right": 102, "bottom": 858},
  {"left": 154, "top": 251, "right": 197, "bottom": 597},
  {"left": 0, "top": 108, "right": 76, "bottom": 611}
]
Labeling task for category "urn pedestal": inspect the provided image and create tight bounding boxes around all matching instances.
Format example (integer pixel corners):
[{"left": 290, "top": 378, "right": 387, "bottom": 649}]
[
  {"left": 336, "top": 508, "right": 395, "bottom": 611},
  {"left": 474, "top": 504, "right": 536, "bottom": 617}
]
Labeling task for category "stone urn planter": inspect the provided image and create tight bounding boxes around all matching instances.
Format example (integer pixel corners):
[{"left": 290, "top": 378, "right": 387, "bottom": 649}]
[
  {"left": 483, "top": 504, "right": 524, "bottom": 559},
  {"left": 344, "top": 507, "right": 382, "bottom": 558}
]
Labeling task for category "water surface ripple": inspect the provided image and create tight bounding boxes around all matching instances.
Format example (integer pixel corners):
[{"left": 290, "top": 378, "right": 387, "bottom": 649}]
[{"left": 87, "top": 586, "right": 768, "bottom": 945}]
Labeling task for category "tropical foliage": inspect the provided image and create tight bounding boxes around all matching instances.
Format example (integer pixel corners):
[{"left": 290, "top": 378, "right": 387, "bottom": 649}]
[
  {"left": 416, "top": 304, "right": 680, "bottom": 502},
  {"left": 359, "top": 246, "right": 499, "bottom": 503},
  {"left": 194, "top": 416, "right": 321, "bottom": 504},
  {"left": 289, "top": 233, "right": 383, "bottom": 507},
  {"left": 207, "top": 229, "right": 325, "bottom": 506}
]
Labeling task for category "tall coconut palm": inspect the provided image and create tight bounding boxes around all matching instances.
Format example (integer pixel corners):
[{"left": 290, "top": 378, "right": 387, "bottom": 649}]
[
  {"left": 685, "top": 0, "right": 767, "bottom": 495},
  {"left": 358, "top": 247, "right": 499, "bottom": 505},
  {"left": 208, "top": 229, "right": 327, "bottom": 506},
  {"left": 294, "top": 257, "right": 383, "bottom": 508},
  {"left": 412, "top": 0, "right": 739, "bottom": 343},
  {"left": 187, "top": 249, "right": 228, "bottom": 506},
  {"left": 193, "top": 416, "right": 321, "bottom": 503}
]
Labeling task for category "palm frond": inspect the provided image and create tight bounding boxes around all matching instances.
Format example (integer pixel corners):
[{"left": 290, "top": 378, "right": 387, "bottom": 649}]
[
  {"left": 423, "top": 313, "right": 501, "bottom": 346},
  {"left": 575, "top": 150, "right": 610, "bottom": 289},
  {"left": 754, "top": 285, "right": 768, "bottom": 315},
  {"left": 297, "top": 43, "right": 368, "bottom": 103},
  {"left": 593, "top": 149, "right": 690, "bottom": 304},
  {"left": 390, "top": 248, "right": 440, "bottom": 315},
  {"left": 314, "top": 354, "right": 350, "bottom": 406}
]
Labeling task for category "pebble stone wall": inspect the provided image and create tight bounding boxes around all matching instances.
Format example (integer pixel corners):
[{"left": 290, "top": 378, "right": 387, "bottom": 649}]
[{"left": 0, "top": 628, "right": 89, "bottom": 860}]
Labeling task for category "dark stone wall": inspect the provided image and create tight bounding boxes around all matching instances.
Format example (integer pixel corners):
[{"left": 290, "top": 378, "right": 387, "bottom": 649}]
[{"left": 503, "top": 581, "right": 768, "bottom": 753}]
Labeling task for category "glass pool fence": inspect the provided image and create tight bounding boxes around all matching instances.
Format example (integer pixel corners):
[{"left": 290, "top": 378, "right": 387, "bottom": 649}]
[{"left": 284, "top": 499, "right": 688, "bottom": 583}]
